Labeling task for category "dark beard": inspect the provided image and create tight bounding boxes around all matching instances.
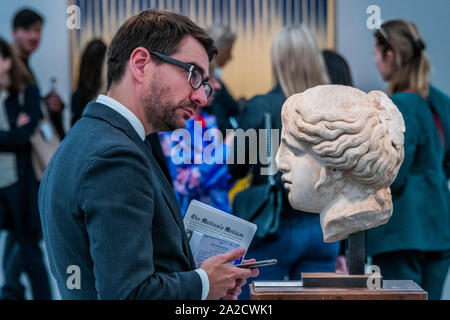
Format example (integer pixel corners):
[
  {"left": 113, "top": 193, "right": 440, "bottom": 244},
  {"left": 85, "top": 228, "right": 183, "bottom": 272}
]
[{"left": 143, "top": 81, "right": 195, "bottom": 132}]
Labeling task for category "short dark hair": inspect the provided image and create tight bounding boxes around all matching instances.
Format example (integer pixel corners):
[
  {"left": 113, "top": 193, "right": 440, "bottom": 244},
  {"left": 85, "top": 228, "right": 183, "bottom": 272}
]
[
  {"left": 13, "top": 8, "right": 44, "bottom": 30},
  {"left": 106, "top": 10, "right": 217, "bottom": 90}
]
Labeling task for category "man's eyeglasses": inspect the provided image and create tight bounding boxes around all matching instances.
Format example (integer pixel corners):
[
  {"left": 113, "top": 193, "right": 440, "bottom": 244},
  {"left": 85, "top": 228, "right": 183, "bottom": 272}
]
[{"left": 150, "top": 51, "right": 212, "bottom": 99}]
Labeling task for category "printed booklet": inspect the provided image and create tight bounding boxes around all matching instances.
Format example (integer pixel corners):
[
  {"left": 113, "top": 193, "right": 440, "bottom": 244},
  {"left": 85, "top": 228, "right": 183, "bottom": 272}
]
[{"left": 183, "top": 200, "right": 257, "bottom": 267}]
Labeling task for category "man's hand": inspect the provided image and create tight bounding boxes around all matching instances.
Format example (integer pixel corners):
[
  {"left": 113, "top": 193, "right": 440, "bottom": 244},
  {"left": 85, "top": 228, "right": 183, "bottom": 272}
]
[
  {"left": 200, "top": 248, "right": 259, "bottom": 300},
  {"left": 46, "top": 93, "right": 64, "bottom": 113},
  {"left": 222, "top": 259, "right": 257, "bottom": 300},
  {"left": 16, "top": 112, "right": 30, "bottom": 127},
  {"left": 223, "top": 278, "right": 245, "bottom": 300}
]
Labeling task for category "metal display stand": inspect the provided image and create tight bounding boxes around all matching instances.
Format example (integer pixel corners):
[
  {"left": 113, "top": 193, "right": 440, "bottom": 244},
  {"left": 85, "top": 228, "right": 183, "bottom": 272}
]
[{"left": 301, "top": 231, "right": 383, "bottom": 288}]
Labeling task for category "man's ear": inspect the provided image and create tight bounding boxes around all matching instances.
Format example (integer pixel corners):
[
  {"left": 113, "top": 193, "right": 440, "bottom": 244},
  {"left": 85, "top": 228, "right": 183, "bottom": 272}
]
[{"left": 129, "top": 47, "right": 151, "bottom": 83}]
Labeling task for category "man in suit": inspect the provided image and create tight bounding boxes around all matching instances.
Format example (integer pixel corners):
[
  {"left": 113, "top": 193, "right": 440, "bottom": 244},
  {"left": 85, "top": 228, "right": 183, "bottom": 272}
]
[
  {"left": 38, "top": 10, "right": 257, "bottom": 300},
  {"left": 12, "top": 9, "right": 65, "bottom": 139}
]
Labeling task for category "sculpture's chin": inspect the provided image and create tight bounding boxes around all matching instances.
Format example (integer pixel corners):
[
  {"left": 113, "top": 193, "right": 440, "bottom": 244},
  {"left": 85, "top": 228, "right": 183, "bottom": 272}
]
[{"left": 288, "top": 194, "right": 323, "bottom": 214}]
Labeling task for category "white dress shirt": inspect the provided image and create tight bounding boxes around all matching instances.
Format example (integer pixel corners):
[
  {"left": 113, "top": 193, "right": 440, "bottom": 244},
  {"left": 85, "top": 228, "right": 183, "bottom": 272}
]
[
  {"left": 96, "top": 95, "right": 210, "bottom": 299},
  {"left": 96, "top": 95, "right": 146, "bottom": 141}
]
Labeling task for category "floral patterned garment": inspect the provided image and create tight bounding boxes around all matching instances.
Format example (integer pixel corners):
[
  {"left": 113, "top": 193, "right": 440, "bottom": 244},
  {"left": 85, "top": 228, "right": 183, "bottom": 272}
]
[{"left": 158, "top": 110, "right": 235, "bottom": 217}]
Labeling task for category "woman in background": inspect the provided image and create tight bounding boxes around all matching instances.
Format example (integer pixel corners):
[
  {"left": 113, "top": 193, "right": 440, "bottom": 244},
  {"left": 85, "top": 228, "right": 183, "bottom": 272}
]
[
  {"left": 229, "top": 26, "right": 340, "bottom": 299},
  {"left": 367, "top": 19, "right": 450, "bottom": 300},
  {"left": 71, "top": 39, "right": 107, "bottom": 126},
  {"left": 0, "top": 38, "right": 51, "bottom": 300}
]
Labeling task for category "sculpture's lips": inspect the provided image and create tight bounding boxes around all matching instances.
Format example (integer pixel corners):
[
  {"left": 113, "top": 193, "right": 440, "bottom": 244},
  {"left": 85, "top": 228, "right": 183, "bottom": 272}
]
[
  {"left": 281, "top": 175, "right": 291, "bottom": 184},
  {"left": 281, "top": 175, "right": 291, "bottom": 190}
]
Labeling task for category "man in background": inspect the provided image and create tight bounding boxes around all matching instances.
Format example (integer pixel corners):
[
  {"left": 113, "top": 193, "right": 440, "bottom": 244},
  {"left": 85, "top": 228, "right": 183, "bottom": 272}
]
[{"left": 11, "top": 8, "right": 65, "bottom": 139}]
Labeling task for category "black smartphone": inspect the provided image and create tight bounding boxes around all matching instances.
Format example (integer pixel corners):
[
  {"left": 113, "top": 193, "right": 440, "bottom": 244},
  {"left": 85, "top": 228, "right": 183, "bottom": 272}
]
[{"left": 234, "top": 259, "right": 277, "bottom": 268}]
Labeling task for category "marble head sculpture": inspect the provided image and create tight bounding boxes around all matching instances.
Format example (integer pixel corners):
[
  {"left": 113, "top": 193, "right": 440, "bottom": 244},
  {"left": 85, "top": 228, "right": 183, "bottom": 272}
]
[{"left": 275, "top": 85, "right": 405, "bottom": 242}]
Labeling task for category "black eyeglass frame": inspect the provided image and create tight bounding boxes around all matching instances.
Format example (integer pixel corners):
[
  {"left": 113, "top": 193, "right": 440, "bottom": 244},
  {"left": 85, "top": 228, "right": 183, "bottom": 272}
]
[{"left": 149, "top": 50, "right": 212, "bottom": 98}]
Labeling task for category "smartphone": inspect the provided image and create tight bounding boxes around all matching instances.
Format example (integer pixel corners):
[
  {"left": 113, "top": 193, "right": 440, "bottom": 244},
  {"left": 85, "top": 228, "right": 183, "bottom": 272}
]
[{"left": 234, "top": 259, "right": 277, "bottom": 268}]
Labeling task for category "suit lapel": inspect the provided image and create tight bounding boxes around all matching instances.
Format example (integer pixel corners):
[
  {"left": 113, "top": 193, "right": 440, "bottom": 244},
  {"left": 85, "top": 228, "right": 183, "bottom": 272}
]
[{"left": 142, "top": 140, "right": 197, "bottom": 268}]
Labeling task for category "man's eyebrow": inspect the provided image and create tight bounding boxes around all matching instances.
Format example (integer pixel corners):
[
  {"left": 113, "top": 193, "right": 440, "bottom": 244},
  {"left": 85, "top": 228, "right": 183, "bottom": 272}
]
[
  {"left": 187, "top": 62, "right": 209, "bottom": 81},
  {"left": 187, "top": 62, "right": 204, "bottom": 74}
]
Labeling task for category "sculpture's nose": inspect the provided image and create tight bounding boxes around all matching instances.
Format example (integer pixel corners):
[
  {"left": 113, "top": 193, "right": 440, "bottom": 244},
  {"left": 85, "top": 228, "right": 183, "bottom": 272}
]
[{"left": 275, "top": 145, "right": 289, "bottom": 174}]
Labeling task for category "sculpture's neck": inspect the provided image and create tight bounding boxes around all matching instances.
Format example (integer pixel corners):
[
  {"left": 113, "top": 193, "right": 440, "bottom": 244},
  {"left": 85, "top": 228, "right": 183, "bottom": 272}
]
[{"left": 319, "top": 187, "right": 393, "bottom": 242}]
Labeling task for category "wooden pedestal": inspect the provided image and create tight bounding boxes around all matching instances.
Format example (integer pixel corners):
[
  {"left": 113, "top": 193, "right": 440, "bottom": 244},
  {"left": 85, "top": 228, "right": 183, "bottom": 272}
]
[{"left": 250, "top": 280, "right": 427, "bottom": 300}]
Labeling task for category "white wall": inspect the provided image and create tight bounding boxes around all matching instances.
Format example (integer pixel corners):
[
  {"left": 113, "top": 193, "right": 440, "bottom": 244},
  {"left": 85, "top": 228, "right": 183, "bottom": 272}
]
[
  {"left": 335, "top": 0, "right": 450, "bottom": 95},
  {"left": 0, "top": 0, "right": 71, "bottom": 131}
]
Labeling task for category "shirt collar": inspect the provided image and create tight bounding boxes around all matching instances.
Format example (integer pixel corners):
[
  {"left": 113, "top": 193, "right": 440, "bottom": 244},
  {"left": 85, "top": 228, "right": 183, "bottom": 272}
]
[{"left": 96, "top": 94, "right": 146, "bottom": 141}]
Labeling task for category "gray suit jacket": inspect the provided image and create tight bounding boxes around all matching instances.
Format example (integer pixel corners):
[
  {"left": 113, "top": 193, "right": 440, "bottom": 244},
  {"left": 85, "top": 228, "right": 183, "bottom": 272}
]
[{"left": 39, "top": 102, "right": 202, "bottom": 299}]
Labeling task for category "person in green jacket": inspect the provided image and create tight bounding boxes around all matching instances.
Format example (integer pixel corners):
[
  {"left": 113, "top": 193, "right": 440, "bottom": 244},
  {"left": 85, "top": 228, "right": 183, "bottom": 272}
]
[{"left": 367, "top": 19, "right": 450, "bottom": 300}]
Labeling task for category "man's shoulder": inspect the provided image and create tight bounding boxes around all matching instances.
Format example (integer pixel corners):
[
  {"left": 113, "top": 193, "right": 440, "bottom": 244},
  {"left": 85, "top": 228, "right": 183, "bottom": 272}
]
[
  {"left": 70, "top": 115, "right": 139, "bottom": 148},
  {"left": 53, "top": 116, "right": 148, "bottom": 175}
]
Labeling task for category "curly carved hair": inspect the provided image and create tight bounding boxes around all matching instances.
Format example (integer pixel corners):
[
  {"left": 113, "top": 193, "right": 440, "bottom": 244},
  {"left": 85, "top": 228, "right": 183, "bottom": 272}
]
[{"left": 282, "top": 85, "right": 405, "bottom": 190}]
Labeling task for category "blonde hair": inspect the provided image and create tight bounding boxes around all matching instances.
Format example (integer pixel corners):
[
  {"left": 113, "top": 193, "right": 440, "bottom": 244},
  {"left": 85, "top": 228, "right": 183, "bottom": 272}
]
[
  {"left": 376, "top": 20, "right": 430, "bottom": 98},
  {"left": 271, "top": 25, "right": 329, "bottom": 97}
]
